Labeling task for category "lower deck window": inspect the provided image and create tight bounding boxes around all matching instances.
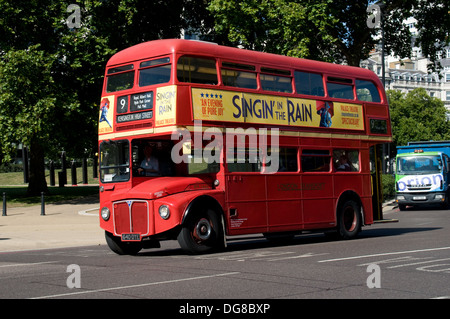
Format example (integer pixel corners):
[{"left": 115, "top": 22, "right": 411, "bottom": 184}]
[
  {"left": 301, "top": 149, "right": 330, "bottom": 172},
  {"left": 278, "top": 148, "right": 298, "bottom": 172},
  {"left": 227, "top": 147, "right": 261, "bottom": 172},
  {"left": 333, "top": 150, "right": 360, "bottom": 172}
]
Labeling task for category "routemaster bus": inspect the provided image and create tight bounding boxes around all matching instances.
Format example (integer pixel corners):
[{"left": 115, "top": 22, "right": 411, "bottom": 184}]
[{"left": 98, "top": 39, "right": 391, "bottom": 255}]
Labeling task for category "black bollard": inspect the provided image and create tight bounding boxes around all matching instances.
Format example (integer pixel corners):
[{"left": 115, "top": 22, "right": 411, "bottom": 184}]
[
  {"left": 41, "top": 192, "right": 45, "bottom": 216},
  {"left": 71, "top": 160, "right": 77, "bottom": 186},
  {"left": 61, "top": 151, "right": 67, "bottom": 185},
  {"left": 2, "top": 192, "right": 6, "bottom": 216},
  {"left": 82, "top": 158, "right": 88, "bottom": 185},
  {"left": 58, "top": 171, "right": 65, "bottom": 188}
]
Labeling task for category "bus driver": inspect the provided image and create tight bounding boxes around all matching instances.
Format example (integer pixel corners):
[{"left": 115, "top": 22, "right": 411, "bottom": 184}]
[{"left": 138, "top": 144, "right": 159, "bottom": 176}]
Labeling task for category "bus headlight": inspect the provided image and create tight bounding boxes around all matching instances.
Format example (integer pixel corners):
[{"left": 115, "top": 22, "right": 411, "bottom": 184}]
[
  {"left": 101, "top": 207, "right": 110, "bottom": 221},
  {"left": 159, "top": 205, "right": 170, "bottom": 220}
]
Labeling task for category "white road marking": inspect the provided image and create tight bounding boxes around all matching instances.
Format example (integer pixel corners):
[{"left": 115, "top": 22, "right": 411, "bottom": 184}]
[
  {"left": 78, "top": 208, "right": 99, "bottom": 216},
  {"left": 387, "top": 257, "right": 450, "bottom": 269},
  {"left": 265, "top": 252, "right": 329, "bottom": 261},
  {"left": 30, "top": 271, "right": 240, "bottom": 299},
  {"left": 0, "top": 261, "right": 60, "bottom": 268},
  {"left": 318, "top": 246, "right": 450, "bottom": 263}
]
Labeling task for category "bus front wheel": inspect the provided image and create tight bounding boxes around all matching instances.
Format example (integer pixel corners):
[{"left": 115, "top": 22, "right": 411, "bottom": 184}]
[
  {"left": 337, "top": 200, "right": 361, "bottom": 239},
  {"left": 177, "top": 208, "right": 224, "bottom": 254}
]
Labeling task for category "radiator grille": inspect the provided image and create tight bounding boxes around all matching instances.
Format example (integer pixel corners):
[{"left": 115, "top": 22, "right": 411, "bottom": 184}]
[{"left": 113, "top": 200, "right": 149, "bottom": 236}]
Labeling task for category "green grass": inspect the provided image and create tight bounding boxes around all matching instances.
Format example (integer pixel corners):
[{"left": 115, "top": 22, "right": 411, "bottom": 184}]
[
  {"left": 0, "top": 167, "right": 99, "bottom": 186},
  {"left": 0, "top": 186, "right": 99, "bottom": 207},
  {"left": 0, "top": 168, "right": 99, "bottom": 207}
]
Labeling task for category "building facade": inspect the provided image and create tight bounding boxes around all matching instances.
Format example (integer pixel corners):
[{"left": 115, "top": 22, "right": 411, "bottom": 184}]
[
  {"left": 360, "top": 17, "right": 450, "bottom": 111},
  {"left": 361, "top": 47, "right": 450, "bottom": 111}
]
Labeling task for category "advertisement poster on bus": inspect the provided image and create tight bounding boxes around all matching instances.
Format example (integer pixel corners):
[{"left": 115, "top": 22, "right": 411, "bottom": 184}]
[
  {"left": 155, "top": 85, "right": 177, "bottom": 127},
  {"left": 99, "top": 96, "right": 114, "bottom": 134},
  {"left": 191, "top": 88, "right": 364, "bottom": 131}
]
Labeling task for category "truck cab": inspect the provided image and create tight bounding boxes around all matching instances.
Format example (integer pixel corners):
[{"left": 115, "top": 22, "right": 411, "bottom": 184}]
[{"left": 395, "top": 141, "right": 450, "bottom": 210}]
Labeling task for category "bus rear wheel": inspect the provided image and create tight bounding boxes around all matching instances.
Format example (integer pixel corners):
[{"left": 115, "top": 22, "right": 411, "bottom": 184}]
[
  {"left": 105, "top": 231, "right": 142, "bottom": 255},
  {"left": 337, "top": 200, "right": 361, "bottom": 239},
  {"left": 177, "top": 208, "right": 224, "bottom": 254}
]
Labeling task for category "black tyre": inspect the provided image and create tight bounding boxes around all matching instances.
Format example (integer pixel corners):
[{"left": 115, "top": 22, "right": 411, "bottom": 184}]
[
  {"left": 337, "top": 200, "right": 361, "bottom": 239},
  {"left": 177, "top": 208, "right": 224, "bottom": 254},
  {"left": 105, "top": 231, "right": 142, "bottom": 255}
]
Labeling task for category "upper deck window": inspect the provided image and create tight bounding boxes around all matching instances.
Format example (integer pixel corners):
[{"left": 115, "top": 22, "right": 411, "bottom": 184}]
[
  {"left": 295, "top": 71, "right": 325, "bottom": 96},
  {"left": 327, "top": 77, "right": 354, "bottom": 100},
  {"left": 139, "top": 57, "right": 171, "bottom": 87},
  {"left": 177, "top": 56, "right": 218, "bottom": 85},
  {"left": 221, "top": 62, "right": 257, "bottom": 89},
  {"left": 355, "top": 80, "right": 381, "bottom": 102},
  {"left": 260, "top": 67, "right": 293, "bottom": 93},
  {"left": 106, "top": 64, "right": 134, "bottom": 93}
]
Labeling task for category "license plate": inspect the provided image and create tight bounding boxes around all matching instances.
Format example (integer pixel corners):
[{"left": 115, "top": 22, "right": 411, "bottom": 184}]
[
  {"left": 413, "top": 196, "right": 427, "bottom": 201},
  {"left": 121, "top": 233, "right": 141, "bottom": 241}
]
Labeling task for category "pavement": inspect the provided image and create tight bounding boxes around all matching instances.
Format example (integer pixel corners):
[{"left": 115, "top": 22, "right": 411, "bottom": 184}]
[
  {"left": 0, "top": 196, "right": 104, "bottom": 252},
  {"left": 0, "top": 196, "right": 398, "bottom": 253}
]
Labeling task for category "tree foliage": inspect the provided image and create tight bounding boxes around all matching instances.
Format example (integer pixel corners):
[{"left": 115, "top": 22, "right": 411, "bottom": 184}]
[
  {"left": 208, "top": 0, "right": 450, "bottom": 69},
  {"left": 388, "top": 88, "right": 450, "bottom": 147},
  {"left": 0, "top": 0, "right": 204, "bottom": 195},
  {"left": 208, "top": 0, "right": 339, "bottom": 62},
  {"left": 0, "top": 1, "right": 110, "bottom": 194},
  {"left": 0, "top": 46, "right": 64, "bottom": 194}
]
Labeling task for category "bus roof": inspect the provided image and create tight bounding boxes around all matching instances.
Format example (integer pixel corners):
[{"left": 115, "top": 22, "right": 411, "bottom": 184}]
[{"left": 107, "top": 39, "right": 380, "bottom": 83}]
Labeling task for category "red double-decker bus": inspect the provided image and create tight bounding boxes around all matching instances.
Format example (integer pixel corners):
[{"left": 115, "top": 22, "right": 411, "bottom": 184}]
[{"left": 98, "top": 39, "right": 391, "bottom": 255}]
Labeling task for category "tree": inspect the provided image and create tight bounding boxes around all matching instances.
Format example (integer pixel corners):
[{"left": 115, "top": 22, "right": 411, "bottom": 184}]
[
  {"left": 0, "top": 46, "right": 63, "bottom": 195},
  {"left": 0, "top": 0, "right": 112, "bottom": 195},
  {"left": 208, "top": 0, "right": 450, "bottom": 69},
  {"left": 0, "top": 0, "right": 206, "bottom": 195},
  {"left": 388, "top": 88, "right": 450, "bottom": 147},
  {"left": 208, "top": 0, "right": 338, "bottom": 62}
]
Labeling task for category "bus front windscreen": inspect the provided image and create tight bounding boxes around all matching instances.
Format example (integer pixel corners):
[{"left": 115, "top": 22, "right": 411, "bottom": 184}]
[{"left": 100, "top": 140, "right": 130, "bottom": 182}]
